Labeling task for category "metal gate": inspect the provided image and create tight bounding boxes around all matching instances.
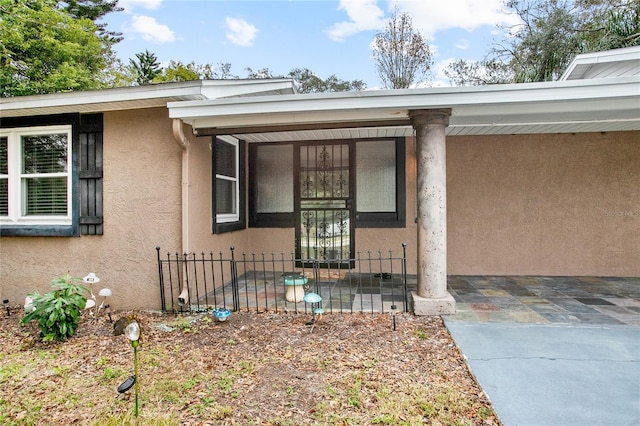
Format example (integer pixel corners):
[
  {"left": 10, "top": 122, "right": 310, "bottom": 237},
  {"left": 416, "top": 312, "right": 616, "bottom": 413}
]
[{"left": 296, "top": 143, "right": 354, "bottom": 265}]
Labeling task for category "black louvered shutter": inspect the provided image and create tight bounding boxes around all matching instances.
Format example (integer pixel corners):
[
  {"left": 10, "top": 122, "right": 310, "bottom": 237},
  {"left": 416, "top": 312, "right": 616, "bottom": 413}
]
[{"left": 79, "top": 114, "right": 103, "bottom": 235}]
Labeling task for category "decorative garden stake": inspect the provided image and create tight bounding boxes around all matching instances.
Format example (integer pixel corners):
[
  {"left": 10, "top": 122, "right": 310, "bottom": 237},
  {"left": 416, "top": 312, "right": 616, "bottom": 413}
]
[
  {"left": 124, "top": 320, "right": 141, "bottom": 417},
  {"left": 390, "top": 305, "right": 397, "bottom": 331},
  {"left": 82, "top": 273, "right": 112, "bottom": 320},
  {"left": 303, "top": 292, "right": 323, "bottom": 333},
  {"left": 214, "top": 307, "right": 230, "bottom": 322}
]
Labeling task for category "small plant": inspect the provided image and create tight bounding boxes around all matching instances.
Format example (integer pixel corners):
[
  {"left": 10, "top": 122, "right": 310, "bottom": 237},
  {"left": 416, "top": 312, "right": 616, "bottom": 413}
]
[
  {"left": 21, "top": 274, "right": 88, "bottom": 342},
  {"left": 217, "top": 374, "right": 234, "bottom": 393},
  {"left": 175, "top": 316, "right": 196, "bottom": 333},
  {"left": 346, "top": 377, "right": 363, "bottom": 408},
  {"left": 103, "top": 366, "right": 123, "bottom": 380},
  {"left": 414, "top": 329, "right": 427, "bottom": 339}
]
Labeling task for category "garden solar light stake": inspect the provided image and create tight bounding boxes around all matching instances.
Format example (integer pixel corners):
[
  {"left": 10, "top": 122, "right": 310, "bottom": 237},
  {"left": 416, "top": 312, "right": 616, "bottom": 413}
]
[
  {"left": 124, "top": 320, "right": 141, "bottom": 417},
  {"left": 391, "top": 305, "right": 397, "bottom": 331}
]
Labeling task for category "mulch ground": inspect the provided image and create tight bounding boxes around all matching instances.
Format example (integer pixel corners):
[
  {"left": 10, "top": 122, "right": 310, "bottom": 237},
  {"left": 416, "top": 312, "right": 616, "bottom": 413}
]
[{"left": 0, "top": 307, "right": 501, "bottom": 425}]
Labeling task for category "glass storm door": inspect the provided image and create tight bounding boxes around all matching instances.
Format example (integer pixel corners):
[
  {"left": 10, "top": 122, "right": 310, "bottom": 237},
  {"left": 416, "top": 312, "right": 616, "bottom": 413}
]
[{"left": 296, "top": 143, "right": 354, "bottom": 264}]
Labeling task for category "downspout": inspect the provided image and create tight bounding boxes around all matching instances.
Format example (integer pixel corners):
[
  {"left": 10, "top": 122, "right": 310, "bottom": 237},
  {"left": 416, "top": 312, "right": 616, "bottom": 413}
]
[{"left": 172, "top": 119, "right": 191, "bottom": 255}]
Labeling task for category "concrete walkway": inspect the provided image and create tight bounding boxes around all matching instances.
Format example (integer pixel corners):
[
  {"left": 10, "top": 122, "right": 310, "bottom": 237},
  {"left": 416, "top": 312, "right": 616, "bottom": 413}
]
[
  {"left": 445, "top": 321, "right": 640, "bottom": 425},
  {"left": 442, "top": 276, "right": 640, "bottom": 426}
]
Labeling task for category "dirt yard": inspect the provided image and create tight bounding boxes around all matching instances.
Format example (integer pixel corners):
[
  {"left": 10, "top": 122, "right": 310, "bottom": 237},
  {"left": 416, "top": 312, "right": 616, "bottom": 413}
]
[{"left": 0, "top": 307, "right": 500, "bottom": 425}]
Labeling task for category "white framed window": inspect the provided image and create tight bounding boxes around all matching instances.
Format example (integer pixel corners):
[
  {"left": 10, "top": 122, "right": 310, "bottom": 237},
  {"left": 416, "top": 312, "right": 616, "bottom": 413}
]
[
  {"left": 214, "top": 136, "right": 240, "bottom": 224},
  {"left": 0, "top": 125, "right": 73, "bottom": 226}
]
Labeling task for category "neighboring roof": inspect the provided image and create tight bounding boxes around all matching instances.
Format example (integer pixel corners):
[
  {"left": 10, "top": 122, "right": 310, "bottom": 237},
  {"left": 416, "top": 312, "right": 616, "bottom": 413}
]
[
  {"left": 561, "top": 46, "right": 640, "bottom": 80},
  {"left": 0, "top": 79, "right": 295, "bottom": 118}
]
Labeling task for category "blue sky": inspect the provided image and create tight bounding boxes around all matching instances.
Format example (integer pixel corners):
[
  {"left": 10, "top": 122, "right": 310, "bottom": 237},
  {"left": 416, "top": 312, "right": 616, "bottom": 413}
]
[{"left": 103, "top": 0, "right": 520, "bottom": 88}]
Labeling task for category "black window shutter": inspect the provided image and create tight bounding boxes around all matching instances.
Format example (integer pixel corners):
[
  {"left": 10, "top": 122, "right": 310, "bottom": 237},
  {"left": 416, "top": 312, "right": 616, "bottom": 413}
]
[{"left": 78, "top": 114, "right": 103, "bottom": 235}]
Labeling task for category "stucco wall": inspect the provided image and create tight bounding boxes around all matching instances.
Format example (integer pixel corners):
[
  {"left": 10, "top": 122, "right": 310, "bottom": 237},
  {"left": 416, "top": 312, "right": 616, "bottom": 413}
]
[
  {"left": 447, "top": 131, "right": 640, "bottom": 276},
  {"left": 0, "top": 108, "right": 183, "bottom": 309}
]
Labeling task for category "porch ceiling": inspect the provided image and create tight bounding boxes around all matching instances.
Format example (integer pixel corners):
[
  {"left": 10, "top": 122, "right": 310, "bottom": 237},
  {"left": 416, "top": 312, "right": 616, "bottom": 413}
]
[{"left": 169, "top": 76, "right": 640, "bottom": 141}]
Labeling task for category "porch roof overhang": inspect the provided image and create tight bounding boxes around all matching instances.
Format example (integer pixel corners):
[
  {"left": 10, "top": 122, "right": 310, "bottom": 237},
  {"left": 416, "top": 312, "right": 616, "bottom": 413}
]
[{"left": 168, "top": 76, "right": 640, "bottom": 141}]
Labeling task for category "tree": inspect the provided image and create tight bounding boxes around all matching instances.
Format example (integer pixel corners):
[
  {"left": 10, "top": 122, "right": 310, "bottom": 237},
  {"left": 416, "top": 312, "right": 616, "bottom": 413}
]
[
  {"left": 445, "top": 0, "right": 639, "bottom": 86},
  {"left": 128, "top": 50, "right": 161, "bottom": 85},
  {"left": 244, "top": 67, "right": 366, "bottom": 93},
  {"left": 496, "top": 0, "right": 639, "bottom": 82},
  {"left": 372, "top": 8, "right": 433, "bottom": 89},
  {"left": 154, "top": 61, "right": 239, "bottom": 82},
  {"left": 444, "top": 59, "right": 514, "bottom": 86},
  {"left": 580, "top": 0, "right": 640, "bottom": 51},
  {"left": 58, "top": 0, "right": 123, "bottom": 43},
  {"left": 0, "top": 0, "right": 114, "bottom": 96},
  {"left": 287, "top": 68, "right": 366, "bottom": 93},
  {"left": 497, "top": 0, "right": 584, "bottom": 82}
]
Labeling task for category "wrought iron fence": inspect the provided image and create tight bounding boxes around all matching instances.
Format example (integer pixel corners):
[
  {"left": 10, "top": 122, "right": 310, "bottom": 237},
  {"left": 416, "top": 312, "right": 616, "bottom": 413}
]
[{"left": 156, "top": 244, "right": 411, "bottom": 315}]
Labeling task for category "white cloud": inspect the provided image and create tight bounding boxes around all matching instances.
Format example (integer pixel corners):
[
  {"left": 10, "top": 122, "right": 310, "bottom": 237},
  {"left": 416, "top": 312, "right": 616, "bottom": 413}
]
[
  {"left": 225, "top": 17, "right": 259, "bottom": 47},
  {"left": 128, "top": 15, "right": 176, "bottom": 43},
  {"left": 395, "top": 0, "right": 519, "bottom": 39},
  {"left": 119, "top": 0, "right": 163, "bottom": 13},
  {"left": 325, "top": 0, "right": 386, "bottom": 41},
  {"left": 432, "top": 58, "right": 457, "bottom": 87},
  {"left": 326, "top": 0, "right": 518, "bottom": 41}
]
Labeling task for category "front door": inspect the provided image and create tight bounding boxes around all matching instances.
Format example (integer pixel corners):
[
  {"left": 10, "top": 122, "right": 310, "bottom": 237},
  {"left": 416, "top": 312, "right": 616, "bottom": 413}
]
[{"left": 296, "top": 142, "right": 354, "bottom": 265}]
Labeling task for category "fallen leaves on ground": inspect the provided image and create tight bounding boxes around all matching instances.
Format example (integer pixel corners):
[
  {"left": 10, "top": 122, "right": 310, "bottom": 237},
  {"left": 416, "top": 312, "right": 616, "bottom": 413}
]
[{"left": 0, "top": 307, "right": 501, "bottom": 425}]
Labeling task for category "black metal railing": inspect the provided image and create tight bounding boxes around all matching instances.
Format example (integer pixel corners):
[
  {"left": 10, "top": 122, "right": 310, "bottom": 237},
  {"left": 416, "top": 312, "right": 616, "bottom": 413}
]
[{"left": 156, "top": 244, "right": 411, "bottom": 315}]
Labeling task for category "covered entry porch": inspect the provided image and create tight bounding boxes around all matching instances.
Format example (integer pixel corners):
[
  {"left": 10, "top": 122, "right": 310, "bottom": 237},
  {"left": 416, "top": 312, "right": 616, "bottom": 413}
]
[{"left": 168, "top": 73, "right": 639, "bottom": 316}]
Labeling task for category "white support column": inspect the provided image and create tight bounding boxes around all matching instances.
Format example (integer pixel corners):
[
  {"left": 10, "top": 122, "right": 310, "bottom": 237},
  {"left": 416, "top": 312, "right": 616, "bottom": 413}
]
[{"left": 409, "top": 109, "right": 456, "bottom": 315}]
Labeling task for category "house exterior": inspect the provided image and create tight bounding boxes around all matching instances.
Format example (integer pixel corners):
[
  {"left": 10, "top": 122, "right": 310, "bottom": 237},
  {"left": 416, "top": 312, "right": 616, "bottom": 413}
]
[{"left": 1, "top": 47, "right": 639, "bottom": 313}]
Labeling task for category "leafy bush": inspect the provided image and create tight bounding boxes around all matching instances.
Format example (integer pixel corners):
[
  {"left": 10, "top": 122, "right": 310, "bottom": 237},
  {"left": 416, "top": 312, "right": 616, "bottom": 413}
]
[{"left": 21, "top": 274, "right": 88, "bottom": 342}]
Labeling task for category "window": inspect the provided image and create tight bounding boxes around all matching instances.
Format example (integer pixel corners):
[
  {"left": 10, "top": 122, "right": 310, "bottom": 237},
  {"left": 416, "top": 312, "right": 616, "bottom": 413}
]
[
  {"left": 1, "top": 125, "right": 73, "bottom": 228},
  {"left": 355, "top": 138, "right": 405, "bottom": 228},
  {"left": 213, "top": 136, "right": 245, "bottom": 233},
  {"left": 249, "top": 144, "right": 294, "bottom": 227}
]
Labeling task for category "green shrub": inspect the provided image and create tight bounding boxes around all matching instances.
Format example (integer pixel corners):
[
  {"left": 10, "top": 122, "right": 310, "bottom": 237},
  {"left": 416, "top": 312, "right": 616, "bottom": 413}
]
[{"left": 21, "top": 274, "right": 88, "bottom": 342}]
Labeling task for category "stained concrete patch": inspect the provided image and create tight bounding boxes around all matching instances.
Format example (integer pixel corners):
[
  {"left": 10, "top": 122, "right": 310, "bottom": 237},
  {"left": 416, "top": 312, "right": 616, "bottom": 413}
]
[{"left": 444, "top": 321, "right": 640, "bottom": 426}]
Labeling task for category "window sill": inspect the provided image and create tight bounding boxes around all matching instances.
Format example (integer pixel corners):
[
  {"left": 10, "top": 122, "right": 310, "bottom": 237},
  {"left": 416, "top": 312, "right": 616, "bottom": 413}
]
[{"left": 0, "top": 224, "right": 79, "bottom": 237}]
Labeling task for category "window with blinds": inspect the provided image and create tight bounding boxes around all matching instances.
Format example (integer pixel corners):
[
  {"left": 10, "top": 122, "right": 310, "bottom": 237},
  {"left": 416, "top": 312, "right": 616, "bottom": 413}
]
[{"left": 0, "top": 126, "right": 72, "bottom": 225}]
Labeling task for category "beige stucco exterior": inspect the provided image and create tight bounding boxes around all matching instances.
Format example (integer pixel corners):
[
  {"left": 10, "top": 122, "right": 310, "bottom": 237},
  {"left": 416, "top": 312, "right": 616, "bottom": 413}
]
[
  {"left": 1, "top": 106, "right": 638, "bottom": 310},
  {"left": 447, "top": 131, "right": 640, "bottom": 276}
]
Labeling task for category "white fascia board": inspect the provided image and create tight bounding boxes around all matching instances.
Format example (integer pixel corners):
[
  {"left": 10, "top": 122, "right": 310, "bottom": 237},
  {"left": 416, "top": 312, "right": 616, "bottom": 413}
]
[
  {"left": 168, "top": 77, "right": 640, "bottom": 129},
  {"left": 0, "top": 81, "right": 207, "bottom": 115},
  {"left": 200, "top": 79, "right": 295, "bottom": 98}
]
